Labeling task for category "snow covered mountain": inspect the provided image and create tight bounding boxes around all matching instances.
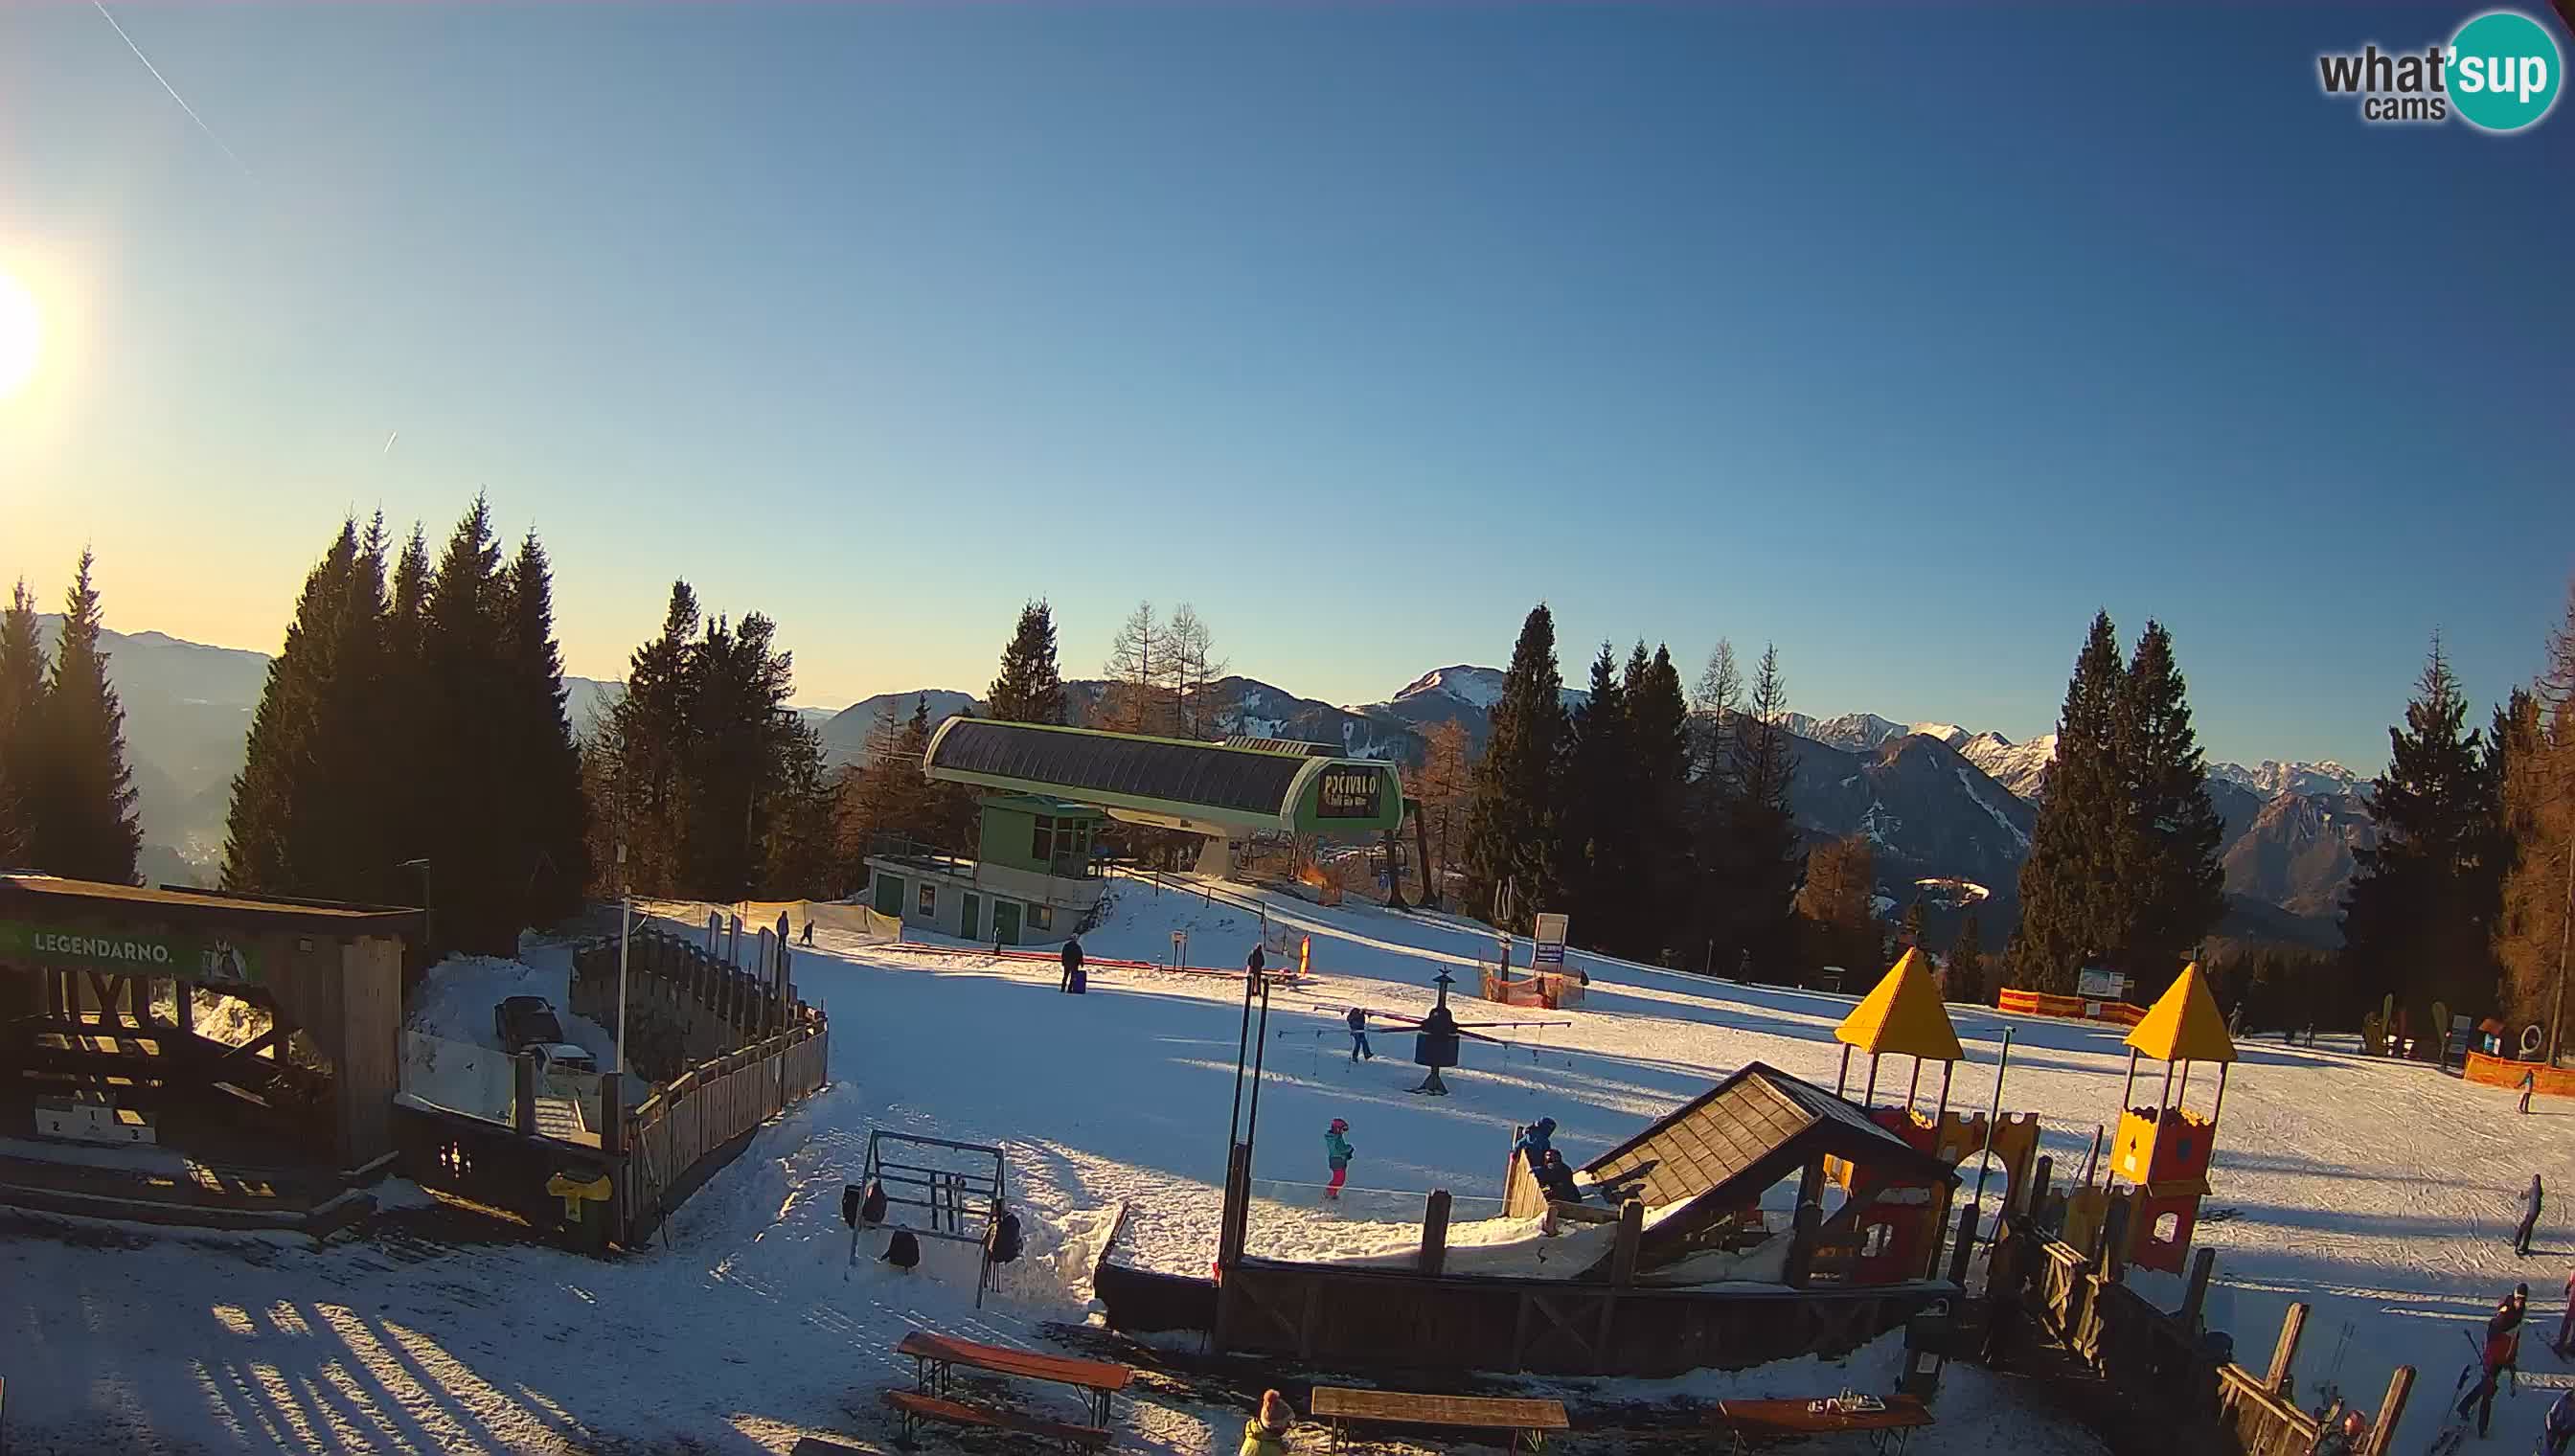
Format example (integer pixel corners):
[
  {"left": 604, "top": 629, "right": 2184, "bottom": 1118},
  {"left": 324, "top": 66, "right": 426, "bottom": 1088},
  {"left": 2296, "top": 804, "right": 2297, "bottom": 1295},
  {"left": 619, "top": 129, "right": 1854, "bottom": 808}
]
[
  {"left": 2211, "top": 759, "right": 2364, "bottom": 799},
  {"left": 818, "top": 690, "right": 982, "bottom": 767},
  {"left": 1778, "top": 713, "right": 1971, "bottom": 753},
  {"left": 1956, "top": 732, "right": 2059, "bottom": 800},
  {"left": 1345, "top": 664, "right": 1588, "bottom": 751}
]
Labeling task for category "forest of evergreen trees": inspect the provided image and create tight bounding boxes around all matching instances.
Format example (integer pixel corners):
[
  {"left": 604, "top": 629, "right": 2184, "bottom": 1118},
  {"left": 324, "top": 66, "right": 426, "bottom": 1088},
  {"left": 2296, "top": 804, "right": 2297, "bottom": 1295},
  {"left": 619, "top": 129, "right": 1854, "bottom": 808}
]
[{"left": 0, "top": 553, "right": 145, "bottom": 885}]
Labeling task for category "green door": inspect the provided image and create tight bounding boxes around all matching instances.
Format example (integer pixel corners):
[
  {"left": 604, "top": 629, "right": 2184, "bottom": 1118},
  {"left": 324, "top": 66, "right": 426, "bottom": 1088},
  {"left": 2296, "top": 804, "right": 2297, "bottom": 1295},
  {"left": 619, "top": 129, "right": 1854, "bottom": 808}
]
[
  {"left": 874, "top": 874, "right": 903, "bottom": 917},
  {"left": 993, "top": 900, "right": 1021, "bottom": 946},
  {"left": 960, "top": 893, "right": 980, "bottom": 941}
]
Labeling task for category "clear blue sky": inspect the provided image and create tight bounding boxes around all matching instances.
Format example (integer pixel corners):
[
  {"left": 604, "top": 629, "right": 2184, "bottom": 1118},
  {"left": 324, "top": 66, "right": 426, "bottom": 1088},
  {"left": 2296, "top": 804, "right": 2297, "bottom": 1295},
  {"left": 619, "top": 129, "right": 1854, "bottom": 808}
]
[{"left": 3, "top": 4, "right": 2568, "bottom": 770}]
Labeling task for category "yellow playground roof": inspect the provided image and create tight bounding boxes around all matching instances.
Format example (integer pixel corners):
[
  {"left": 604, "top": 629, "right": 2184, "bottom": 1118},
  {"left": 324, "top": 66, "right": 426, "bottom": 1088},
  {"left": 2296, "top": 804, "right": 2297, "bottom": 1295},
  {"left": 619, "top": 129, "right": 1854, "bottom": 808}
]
[
  {"left": 1836, "top": 948, "right": 1964, "bottom": 1062},
  {"left": 2126, "top": 962, "right": 2238, "bottom": 1064}
]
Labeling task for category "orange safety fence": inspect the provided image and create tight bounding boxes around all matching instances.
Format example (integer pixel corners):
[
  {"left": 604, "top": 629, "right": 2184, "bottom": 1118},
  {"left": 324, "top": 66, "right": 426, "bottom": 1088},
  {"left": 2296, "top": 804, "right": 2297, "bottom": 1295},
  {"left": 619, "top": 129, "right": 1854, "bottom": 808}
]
[{"left": 1997, "top": 987, "right": 2146, "bottom": 1027}]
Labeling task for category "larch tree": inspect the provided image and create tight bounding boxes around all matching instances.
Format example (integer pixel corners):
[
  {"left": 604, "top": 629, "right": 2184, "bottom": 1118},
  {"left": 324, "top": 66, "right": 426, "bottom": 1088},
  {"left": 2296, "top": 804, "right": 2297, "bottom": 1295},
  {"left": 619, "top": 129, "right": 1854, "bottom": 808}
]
[
  {"left": 1414, "top": 719, "right": 1477, "bottom": 899},
  {"left": 2008, "top": 611, "right": 2131, "bottom": 995},
  {"left": 2112, "top": 621, "right": 2226, "bottom": 1001},
  {"left": 988, "top": 600, "right": 1068, "bottom": 726},
  {"left": 27, "top": 551, "right": 143, "bottom": 884},
  {"left": 2496, "top": 676, "right": 2570, "bottom": 1039},
  {"left": 1100, "top": 601, "right": 1167, "bottom": 736},
  {"left": 1464, "top": 603, "right": 1568, "bottom": 930},
  {"left": 2341, "top": 642, "right": 2502, "bottom": 1033},
  {"left": 1164, "top": 603, "right": 1227, "bottom": 739},
  {"left": 1795, "top": 834, "right": 1880, "bottom": 976}
]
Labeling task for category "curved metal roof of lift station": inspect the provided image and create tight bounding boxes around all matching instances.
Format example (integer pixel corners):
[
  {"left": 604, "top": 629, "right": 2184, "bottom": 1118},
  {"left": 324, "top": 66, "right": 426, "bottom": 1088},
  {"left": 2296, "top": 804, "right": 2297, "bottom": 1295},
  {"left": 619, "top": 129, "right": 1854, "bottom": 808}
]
[{"left": 922, "top": 718, "right": 1405, "bottom": 836}]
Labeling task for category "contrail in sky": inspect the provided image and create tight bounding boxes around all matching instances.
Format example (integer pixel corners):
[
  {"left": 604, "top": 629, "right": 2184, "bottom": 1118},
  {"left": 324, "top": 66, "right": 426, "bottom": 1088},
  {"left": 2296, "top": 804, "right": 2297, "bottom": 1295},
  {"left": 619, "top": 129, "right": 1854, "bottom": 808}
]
[
  {"left": 383, "top": 431, "right": 399, "bottom": 456},
  {"left": 92, "top": 1, "right": 253, "bottom": 179}
]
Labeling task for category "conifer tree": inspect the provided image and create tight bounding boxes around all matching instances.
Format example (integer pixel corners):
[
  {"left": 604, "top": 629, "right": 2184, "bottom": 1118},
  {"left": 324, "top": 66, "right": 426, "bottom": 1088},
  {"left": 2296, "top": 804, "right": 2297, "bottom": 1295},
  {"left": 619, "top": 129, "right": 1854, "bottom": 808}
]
[
  {"left": 1950, "top": 909, "right": 1986, "bottom": 1005},
  {"left": 1562, "top": 643, "right": 1639, "bottom": 953},
  {"left": 987, "top": 600, "right": 1068, "bottom": 725},
  {"left": 1902, "top": 897, "right": 1926, "bottom": 950},
  {"left": 2008, "top": 612, "right": 2131, "bottom": 994},
  {"left": 1464, "top": 603, "right": 1568, "bottom": 930},
  {"left": 0, "top": 580, "right": 47, "bottom": 860},
  {"left": 23, "top": 552, "right": 143, "bottom": 882},
  {"left": 599, "top": 582, "right": 702, "bottom": 896},
  {"left": 1715, "top": 645, "right": 1802, "bottom": 979},
  {"left": 1795, "top": 834, "right": 1880, "bottom": 975},
  {"left": 2344, "top": 641, "right": 2503, "bottom": 1029},
  {"left": 1626, "top": 642, "right": 1694, "bottom": 958},
  {"left": 377, "top": 525, "right": 436, "bottom": 883},
  {"left": 501, "top": 531, "right": 589, "bottom": 922},
  {"left": 2113, "top": 621, "right": 2227, "bottom": 1001},
  {"left": 678, "top": 611, "right": 797, "bottom": 900},
  {"left": 418, "top": 497, "right": 519, "bottom": 950},
  {"left": 763, "top": 715, "right": 840, "bottom": 899}
]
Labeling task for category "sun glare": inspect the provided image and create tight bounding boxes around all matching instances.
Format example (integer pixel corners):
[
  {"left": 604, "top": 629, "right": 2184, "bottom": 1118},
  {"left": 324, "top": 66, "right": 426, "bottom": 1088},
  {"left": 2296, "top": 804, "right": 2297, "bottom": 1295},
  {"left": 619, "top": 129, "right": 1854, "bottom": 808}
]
[{"left": 0, "top": 269, "right": 43, "bottom": 400}]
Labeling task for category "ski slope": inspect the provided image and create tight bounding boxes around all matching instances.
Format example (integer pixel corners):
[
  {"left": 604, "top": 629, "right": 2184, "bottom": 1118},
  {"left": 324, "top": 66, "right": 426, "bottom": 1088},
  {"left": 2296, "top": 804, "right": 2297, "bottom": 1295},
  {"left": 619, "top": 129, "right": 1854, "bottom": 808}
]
[{"left": 0, "top": 874, "right": 2554, "bottom": 1452}]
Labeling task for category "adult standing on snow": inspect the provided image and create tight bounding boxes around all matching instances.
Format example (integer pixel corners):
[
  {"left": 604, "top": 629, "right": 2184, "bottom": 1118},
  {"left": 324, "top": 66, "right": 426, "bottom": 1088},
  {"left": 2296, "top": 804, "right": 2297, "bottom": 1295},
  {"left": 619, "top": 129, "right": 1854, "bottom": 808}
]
[
  {"left": 1060, "top": 935, "right": 1085, "bottom": 994},
  {"left": 1345, "top": 1006, "right": 1374, "bottom": 1062},
  {"left": 2457, "top": 1285, "right": 2528, "bottom": 1437},
  {"left": 2519, "top": 1173, "right": 2547, "bottom": 1257},
  {"left": 1247, "top": 944, "right": 1266, "bottom": 983},
  {"left": 1323, "top": 1118, "right": 1354, "bottom": 1200}
]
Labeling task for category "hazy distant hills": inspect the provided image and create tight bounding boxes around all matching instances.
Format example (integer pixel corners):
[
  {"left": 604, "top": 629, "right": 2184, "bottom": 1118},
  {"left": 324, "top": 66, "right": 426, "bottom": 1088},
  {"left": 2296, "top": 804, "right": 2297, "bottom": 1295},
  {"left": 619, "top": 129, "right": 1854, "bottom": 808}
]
[{"left": 54, "top": 623, "right": 2369, "bottom": 944}]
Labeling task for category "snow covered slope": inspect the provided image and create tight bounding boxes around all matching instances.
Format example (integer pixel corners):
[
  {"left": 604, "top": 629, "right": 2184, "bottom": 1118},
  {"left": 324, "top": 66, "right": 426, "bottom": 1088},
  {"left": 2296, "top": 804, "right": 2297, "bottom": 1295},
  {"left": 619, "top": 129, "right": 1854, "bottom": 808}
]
[{"left": 4, "top": 878, "right": 2539, "bottom": 1453}]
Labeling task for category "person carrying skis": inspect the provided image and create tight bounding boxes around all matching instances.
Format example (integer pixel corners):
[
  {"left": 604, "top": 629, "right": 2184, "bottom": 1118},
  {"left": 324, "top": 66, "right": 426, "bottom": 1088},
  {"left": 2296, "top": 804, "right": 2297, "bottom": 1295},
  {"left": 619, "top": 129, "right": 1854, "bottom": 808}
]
[
  {"left": 2457, "top": 1285, "right": 2528, "bottom": 1437},
  {"left": 2544, "top": 1385, "right": 2575, "bottom": 1456},
  {"left": 2520, "top": 1173, "right": 2547, "bottom": 1257},
  {"left": 1323, "top": 1118, "right": 1354, "bottom": 1199},
  {"left": 1060, "top": 935, "right": 1085, "bottom": 994},
  {"left": 2523, "top": 1068, "right": 2540, "bottom": 1115},
  {"left": 1345, "top": 1006, "right": 1375, "bottom": 1062}
]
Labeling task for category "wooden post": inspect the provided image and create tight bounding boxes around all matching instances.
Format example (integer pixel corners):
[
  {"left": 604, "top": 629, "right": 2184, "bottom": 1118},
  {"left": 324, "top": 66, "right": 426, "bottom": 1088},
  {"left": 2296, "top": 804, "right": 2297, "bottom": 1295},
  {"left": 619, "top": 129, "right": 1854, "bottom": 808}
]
[
  {"left": 2361, "top": 1365, "right": 2414, "bottom": 1456},
  {"left": 2099, "top": 1194, "right": 2131, "bottom": 1282},
  {"left": 2180, "top": 1246, "right": 2216, "bottom": 1328},
  {"left": 1836, "top": 1042, "right": 1853, "bottom": 1097},
  {"left": 1420, "top": 1190, "right": 1452, "bottom": 1276},
  {"left": 175, "top": 978, "right": 194, "bottom": 1039},
  {"left": 513, "top": 1054, "right": 537, "bottom": 1137},
  {"left": 601, "top": 1073, "right": 625, "bottom": 1157},
  {"left": 1946, "top": 1198, "right": 1979, "bottom": 1285},
  {"left": 2265, "top": 1302, "right": 2311, "bottom": 1397},
  {"left": 1609, "top": 1198, "right": 1645, "bottom": 1286},
  {"left": 2029, "top": 1155, "right": 2054, "bottom": 1218}
]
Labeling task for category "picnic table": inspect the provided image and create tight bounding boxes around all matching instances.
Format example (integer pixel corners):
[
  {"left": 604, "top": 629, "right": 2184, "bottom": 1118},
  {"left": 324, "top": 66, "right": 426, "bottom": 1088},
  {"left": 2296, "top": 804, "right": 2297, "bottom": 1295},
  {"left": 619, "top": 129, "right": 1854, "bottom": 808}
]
[
  {"left": 1713, "top": 1394, "right": 1933, "bottom": 1453},
  {"left": 894, "top": 1330, "right": 1131, "bottom": 1427},
  {"left": 1309, "top": 1385, "right": 1571, "bottom": 1453}
]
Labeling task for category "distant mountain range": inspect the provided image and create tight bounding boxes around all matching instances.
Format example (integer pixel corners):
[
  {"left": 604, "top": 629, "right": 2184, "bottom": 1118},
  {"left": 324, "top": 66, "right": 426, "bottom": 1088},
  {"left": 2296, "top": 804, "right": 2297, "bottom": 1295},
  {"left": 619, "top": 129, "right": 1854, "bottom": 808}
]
[{"left": 38, "top": 624, "right": 2374, "bottom": 946}]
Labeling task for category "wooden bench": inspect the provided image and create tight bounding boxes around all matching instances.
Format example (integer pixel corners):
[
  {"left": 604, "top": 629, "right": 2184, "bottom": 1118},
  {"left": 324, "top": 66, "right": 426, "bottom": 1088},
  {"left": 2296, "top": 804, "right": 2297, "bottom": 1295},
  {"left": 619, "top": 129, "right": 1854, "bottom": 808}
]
[
  {"left": 879, "top": 1389, "right": 1107, "bottom": 1450},
  {"left": 895, "top": 1330, "right": 1131, "bottom": 1427},
  {"left": 1309, "top": 1385, "right": 1571, "bottom": 1453},
  {"left": 1713, "top": 1393, "right": 1933, "bottom": 1453}
]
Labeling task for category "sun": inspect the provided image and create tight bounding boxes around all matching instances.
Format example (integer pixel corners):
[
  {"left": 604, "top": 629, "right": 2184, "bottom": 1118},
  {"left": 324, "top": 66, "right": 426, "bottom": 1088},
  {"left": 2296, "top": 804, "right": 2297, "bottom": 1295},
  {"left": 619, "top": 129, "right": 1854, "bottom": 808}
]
[{"left": 0, "top": 268, "right": 42, "bottom": 400}]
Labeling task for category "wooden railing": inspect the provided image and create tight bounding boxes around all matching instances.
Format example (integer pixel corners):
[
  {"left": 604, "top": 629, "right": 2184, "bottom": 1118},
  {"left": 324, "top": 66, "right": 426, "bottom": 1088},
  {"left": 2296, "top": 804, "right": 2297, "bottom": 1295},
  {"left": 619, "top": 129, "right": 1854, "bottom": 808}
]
[{"left": 619, "top": 1016, "right": 829, "bottom": 1246}]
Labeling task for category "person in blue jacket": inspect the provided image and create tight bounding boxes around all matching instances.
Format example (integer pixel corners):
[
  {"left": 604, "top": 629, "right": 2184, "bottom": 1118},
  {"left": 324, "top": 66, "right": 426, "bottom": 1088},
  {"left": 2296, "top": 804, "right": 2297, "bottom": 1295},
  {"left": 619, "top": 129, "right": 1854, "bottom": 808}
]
[
  {"left": 1514, "top": 1118, "right": 1557, "bottom": 1166},
  {"left": 1324, "top": 1118, "right": 1353, "bottom": 1199},
  {"left": 1344, "top": 1007, "right": 1375, "bottom": 1062}
]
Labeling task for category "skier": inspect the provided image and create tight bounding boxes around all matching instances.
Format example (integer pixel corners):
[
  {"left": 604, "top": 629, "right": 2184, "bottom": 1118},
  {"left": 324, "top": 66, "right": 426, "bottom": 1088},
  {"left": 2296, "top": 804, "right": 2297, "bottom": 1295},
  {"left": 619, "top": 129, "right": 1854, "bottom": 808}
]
[
  {"left": 1238, "top": 1390, "right": 1296, "bottom": 1456},
  {"left": 2306, "top": 1407, "right": 2365, "bottom": 1456},
  {"left": 2457, "top": 1285, "right": 2528, "bottom": 1438},
  {"left": 799, "top": 918, "right": 815, "bottom": 946},
  {"left": 1515, "top": 1118, "right": 1558, "bottom": 1166},
  {"left": 1534, "top": 1149, "right": 1584, "bottom": 1204},
  {"left": 2520, "top": 1174, "right": 2547, "bottom": 1257},
  {"left": 1345, "top": 1006, "right": 1375, "bottom": 1062},
  {"left": 1060, "top": 935, "right": 1085, "bottom": 994},
  {"left": 2523, "top": 1068, "right": 2540, "bottom": 1115},
  {"left": 1323, "top": 1118, "right": 1354, "bottom": 1200},
  {"left": 2544, "top": 1385, "right": 2575, "bottom": 1456}
]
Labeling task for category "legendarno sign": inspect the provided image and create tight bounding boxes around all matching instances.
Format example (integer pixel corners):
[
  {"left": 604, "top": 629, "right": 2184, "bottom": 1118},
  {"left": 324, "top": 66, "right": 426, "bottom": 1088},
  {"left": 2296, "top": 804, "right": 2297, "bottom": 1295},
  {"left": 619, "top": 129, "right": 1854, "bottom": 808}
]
[{"left": 0, "top": 920, "right": 261, "bottom": 984}]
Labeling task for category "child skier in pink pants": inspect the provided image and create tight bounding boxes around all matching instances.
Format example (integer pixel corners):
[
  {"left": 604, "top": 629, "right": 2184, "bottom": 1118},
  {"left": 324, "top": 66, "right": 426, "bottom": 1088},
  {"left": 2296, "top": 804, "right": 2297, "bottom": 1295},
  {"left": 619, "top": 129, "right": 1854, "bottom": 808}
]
[{"left": 1324, "top": 1118, "right": 1353, "bottom": 1199}]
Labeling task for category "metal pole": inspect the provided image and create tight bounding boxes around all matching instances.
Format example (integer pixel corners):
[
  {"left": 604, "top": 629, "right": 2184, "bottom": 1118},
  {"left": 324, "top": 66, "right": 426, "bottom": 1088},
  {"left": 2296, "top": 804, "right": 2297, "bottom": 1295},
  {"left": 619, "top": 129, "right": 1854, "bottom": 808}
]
[
  {"left": 1970, "top": 1029, "right": 2016, "bottom": 1218},
  {"left": 2552, "top": 843, "right": 2575, "bottom": 1067},
  {"left": 617, "top": 894, "right": 633, "bottom": 1075}
]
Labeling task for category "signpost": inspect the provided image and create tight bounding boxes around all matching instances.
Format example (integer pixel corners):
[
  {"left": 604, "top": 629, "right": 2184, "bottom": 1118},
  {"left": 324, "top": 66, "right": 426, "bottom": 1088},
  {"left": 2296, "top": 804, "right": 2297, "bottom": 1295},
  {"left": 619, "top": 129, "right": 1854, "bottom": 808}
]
[
  {"left": 0, "top": 920, "right": 260, "bottom": 984},
  {"left": 2075, "top": 967, "right": 2129, "bottom": 1002},
  {"left": 1173, "top": 929, "right": 1188, "bottom": 975},
  {"left": 1533, "top": 913, "right": 1569, "bottom": 969}
]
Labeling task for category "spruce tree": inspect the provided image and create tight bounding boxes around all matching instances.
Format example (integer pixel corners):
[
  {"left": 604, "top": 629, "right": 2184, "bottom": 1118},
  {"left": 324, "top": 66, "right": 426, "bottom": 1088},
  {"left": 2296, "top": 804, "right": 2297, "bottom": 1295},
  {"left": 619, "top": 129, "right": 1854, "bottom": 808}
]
[
  {"left": 1464, "top": 604, "right": 1568, "bottom": 930},
  {"left": 2008, "top": 612, "right": 2131, "bottom": 995},
  {"left": 0, "top": 580, "right": 47, "bottom": 860},
  {"left": 419, "top": 497, "right": 519, "bottom": 950},
  {"left": 1562, "top": 643, "right": 1639, "bottom": 954},
  {"left": 763, "top": 716, "right": 839, "bottom": 899},
  {"left": 2113, "top": 621, "right": 2226, "bottom": 1001},
  {"left": 988, "top": 600, "right": 1068, "bottom": 725},
  {"left": 501, "top": 531, "right": 590, "bottom": 922},
  {"left": 1719, "top": 645, "right": 1802, "bottom": 979},
  {"left": 1950, "top": 910, "right": 1986, "bottom": 1005},
  {"left": 1626, "top": 642, "right": 1694, "bottom": 960},
  {"left": 1902, "top": 897, "right": 1926, "bottom": 951},
  {"left": 378, "top": 525, "right": 436, "bottom": 887},
  {"left": 600, "top": 582, "right": 702, "bottom": 896},
  {"left": 2343, "top": 641, "right": 2503, "bottom": 1031},
  {"left": 679, "top": 611, "right": 796, "bottom": 900},
  {"left": 28, "top": 551, "right": 144, "bottom": 883}
]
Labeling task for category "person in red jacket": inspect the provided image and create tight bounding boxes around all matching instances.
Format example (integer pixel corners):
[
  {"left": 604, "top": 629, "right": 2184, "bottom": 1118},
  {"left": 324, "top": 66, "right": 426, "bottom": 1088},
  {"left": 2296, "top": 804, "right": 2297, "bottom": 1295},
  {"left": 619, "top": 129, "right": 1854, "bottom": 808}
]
[{"left": 2457, "top": 1285, "right": 2529, "bottom": 1437}]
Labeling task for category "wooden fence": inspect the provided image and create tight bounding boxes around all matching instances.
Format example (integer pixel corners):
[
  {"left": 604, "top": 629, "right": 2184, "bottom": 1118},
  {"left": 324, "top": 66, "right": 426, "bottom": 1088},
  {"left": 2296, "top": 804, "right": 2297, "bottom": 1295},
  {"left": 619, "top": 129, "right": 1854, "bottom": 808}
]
[{"left": 620, "top": 1016, "right": 829, "bottom": 1246}]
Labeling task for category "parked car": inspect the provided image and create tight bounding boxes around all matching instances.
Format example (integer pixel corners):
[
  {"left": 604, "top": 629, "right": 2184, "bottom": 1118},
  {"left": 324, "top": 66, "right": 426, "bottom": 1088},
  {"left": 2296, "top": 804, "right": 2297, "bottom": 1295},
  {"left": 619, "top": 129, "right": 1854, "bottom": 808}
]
[
  {"left": 493, "top": 995, "right": 566, "bottom": 1053},
  {"left": 528, "top": 1042, "right": 597, "bottom": 1077}
]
